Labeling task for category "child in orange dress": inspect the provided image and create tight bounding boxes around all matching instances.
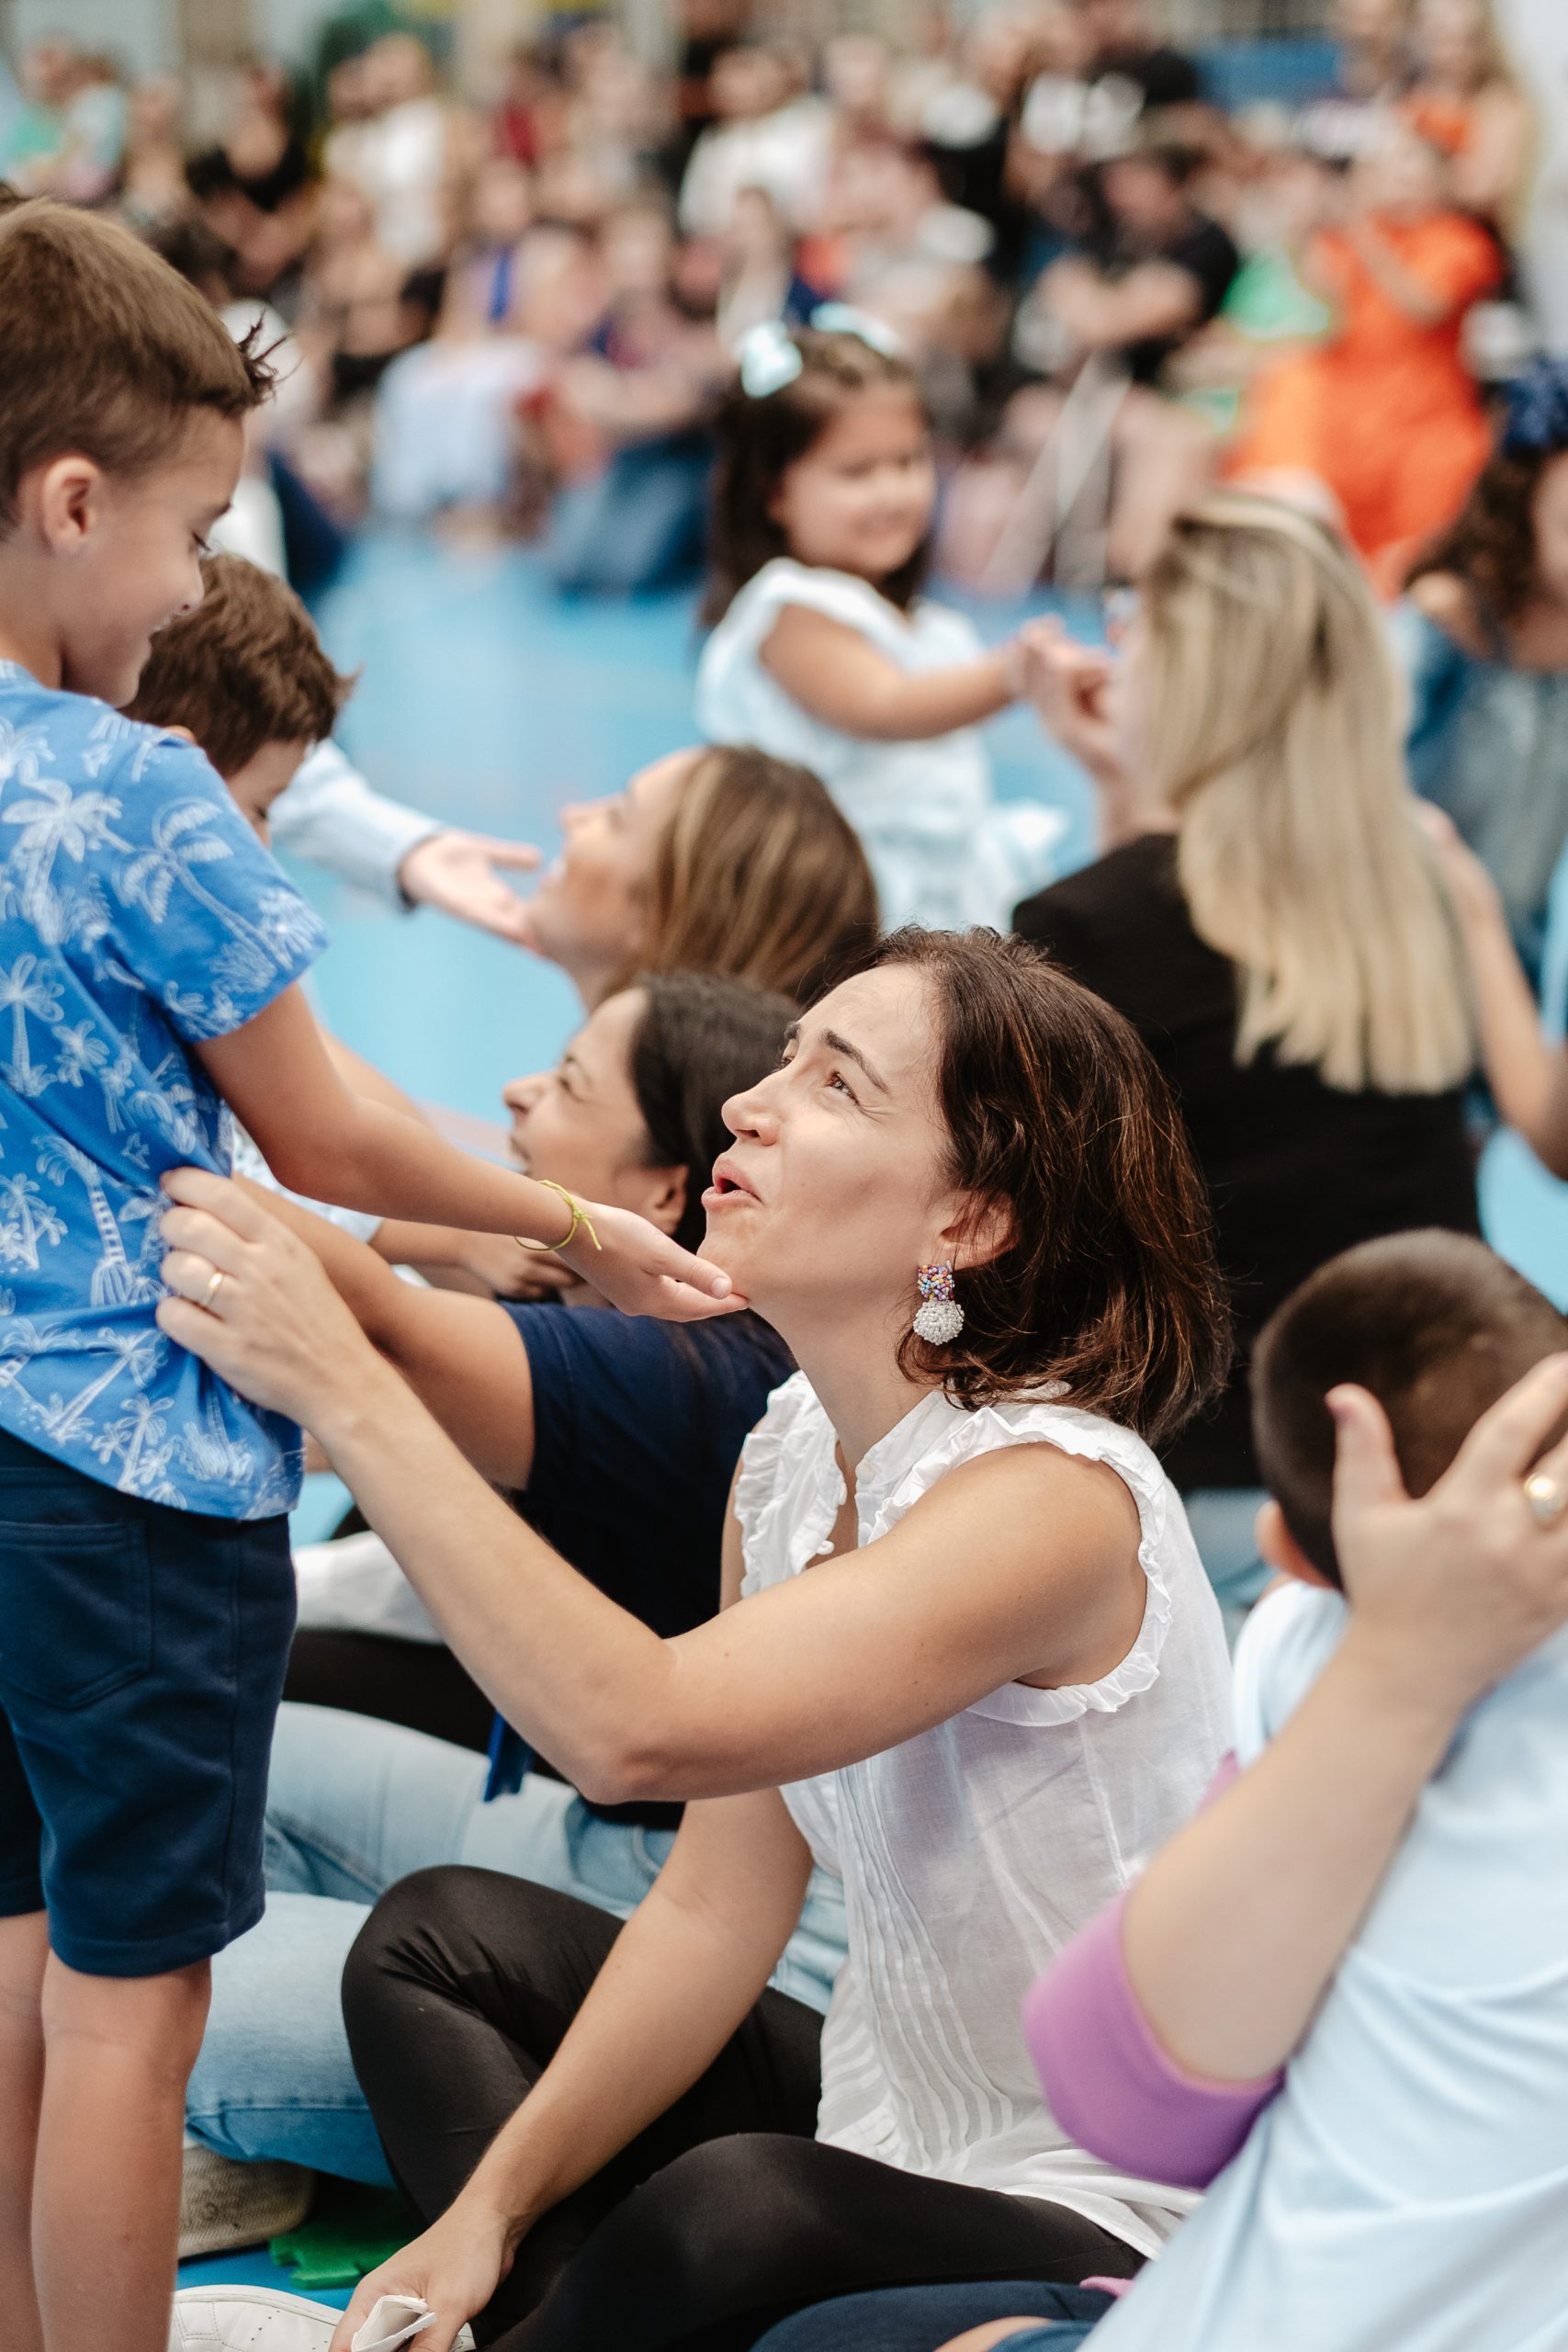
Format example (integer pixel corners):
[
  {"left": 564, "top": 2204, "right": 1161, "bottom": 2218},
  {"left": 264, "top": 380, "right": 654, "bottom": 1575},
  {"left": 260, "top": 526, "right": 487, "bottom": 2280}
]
[{"left": 1232, "top": 118, "right": 1500, "bottom": 592}]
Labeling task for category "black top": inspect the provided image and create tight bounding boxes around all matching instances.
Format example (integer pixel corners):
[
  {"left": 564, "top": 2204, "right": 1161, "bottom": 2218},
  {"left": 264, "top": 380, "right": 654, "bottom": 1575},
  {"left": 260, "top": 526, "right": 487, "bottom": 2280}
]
[
  {"left": 1015, "top": 834, "right": 1480, "bottom": 1490},
  {"left": 1088, "top": 40, "right": 1203, "bottom": 111},
  {"left": 1076, "top": 209, "right": 1239, "bottom": 384},
  {"left": 499, "top": 1302, "right": 795, "bottom": 1826}
]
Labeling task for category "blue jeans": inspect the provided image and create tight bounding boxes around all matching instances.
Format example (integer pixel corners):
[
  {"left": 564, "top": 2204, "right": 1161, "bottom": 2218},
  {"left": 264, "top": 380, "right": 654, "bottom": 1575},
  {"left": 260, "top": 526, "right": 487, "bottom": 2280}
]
[
  {"left": 753, "top": 2281, "right": 1111, "bottom": 2350},
  {"left": 186, "top": 1703, "right": 847, "bottom": 2183}
]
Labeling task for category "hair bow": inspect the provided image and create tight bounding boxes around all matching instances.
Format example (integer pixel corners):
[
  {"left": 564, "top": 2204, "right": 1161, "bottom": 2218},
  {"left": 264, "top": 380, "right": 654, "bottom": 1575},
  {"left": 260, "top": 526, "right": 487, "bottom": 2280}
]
[
  {"left": 738, "top": 319, "right": 804, "bottom": 399},
  {"left": 809, "top": 301, "right": 908, "bottom": 358},
  {"left": 1501, "top": 357, "right": 1568, "bottom": 458}
]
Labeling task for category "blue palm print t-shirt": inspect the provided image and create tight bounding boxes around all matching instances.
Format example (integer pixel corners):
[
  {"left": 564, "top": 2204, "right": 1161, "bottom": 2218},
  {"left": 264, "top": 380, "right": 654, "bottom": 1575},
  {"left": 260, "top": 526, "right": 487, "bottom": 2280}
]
[{"left": 0, "top": 664, "right": 327, "bottom": 1518}]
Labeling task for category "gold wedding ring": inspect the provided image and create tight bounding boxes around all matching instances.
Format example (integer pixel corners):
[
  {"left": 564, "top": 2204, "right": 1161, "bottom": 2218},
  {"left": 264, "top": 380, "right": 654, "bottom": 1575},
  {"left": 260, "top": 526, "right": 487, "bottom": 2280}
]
[
  {"left": 201, "top": 1266, "right": 226, "bottom": 1313},
  {"left": 1524, "top": 1470, "right": 1568, "bottom": 1529}
]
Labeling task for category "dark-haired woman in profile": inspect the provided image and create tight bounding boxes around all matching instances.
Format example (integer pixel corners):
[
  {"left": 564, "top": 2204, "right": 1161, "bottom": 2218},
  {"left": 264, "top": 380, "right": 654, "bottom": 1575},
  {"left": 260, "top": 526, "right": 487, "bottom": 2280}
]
[{"left": 155, "top": 929, "right": 1234, "bottom": 2352}]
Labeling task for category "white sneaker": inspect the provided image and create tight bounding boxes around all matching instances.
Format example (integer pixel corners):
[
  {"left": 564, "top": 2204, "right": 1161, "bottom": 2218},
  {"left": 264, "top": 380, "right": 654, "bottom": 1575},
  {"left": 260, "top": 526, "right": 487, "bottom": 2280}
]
[
  {"left": 168, "top": 2285, "right": 343, "bottom": 2349},
  {"left": 169, "top": 2286, "right": 476, "bottom": 2352}
]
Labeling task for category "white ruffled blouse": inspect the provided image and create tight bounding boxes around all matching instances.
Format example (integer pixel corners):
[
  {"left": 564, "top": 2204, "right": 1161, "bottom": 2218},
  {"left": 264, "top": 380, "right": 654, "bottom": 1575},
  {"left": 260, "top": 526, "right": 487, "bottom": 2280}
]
[{"left": 737, "top": 1373, "right": 1234, "bottom": 2256}]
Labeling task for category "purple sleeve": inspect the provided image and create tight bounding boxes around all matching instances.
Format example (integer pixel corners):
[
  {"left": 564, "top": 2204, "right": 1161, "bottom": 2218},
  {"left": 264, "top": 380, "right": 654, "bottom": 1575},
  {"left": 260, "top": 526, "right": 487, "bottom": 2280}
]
[{"left": 1022, "top": 1757, "right": 1283, "bottom": 2191}]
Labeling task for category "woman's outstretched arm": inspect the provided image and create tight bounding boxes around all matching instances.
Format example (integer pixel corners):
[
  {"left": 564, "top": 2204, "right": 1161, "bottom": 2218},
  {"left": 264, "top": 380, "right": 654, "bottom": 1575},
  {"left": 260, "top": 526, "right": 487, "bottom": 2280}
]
[{"left": 156, "top": 1170, "right": 1145, "bottom": 1804}]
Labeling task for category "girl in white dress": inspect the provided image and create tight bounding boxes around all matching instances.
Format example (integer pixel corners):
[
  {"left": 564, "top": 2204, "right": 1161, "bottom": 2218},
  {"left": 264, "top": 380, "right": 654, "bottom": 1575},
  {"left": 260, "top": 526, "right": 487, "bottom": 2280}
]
[
  {"left": 160, "top": 929, "right": 1234, "bottom": 2352},
  {"left": 694, "top": 320, "right": 1066, "bottom": 931}
]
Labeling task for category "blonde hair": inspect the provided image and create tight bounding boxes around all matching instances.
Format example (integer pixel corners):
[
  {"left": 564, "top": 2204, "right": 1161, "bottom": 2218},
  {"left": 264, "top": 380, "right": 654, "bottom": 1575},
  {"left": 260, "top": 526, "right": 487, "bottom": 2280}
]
[
  {"left": 1144, "top": 496, "right": 1472, "bottom": 1094},
  {"left": 635, "top": 745, "right": 879, "bottom": 1004}
]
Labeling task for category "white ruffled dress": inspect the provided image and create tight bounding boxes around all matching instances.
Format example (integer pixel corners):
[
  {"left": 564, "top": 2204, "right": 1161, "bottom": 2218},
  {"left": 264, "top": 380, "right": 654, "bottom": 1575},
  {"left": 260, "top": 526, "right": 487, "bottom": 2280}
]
[
  {"left": 694, "top": 559, "right": 1066, "bottom": 932},
  {"left": 736, "top": 1373, "right": 1234, "bottom": 2257}
]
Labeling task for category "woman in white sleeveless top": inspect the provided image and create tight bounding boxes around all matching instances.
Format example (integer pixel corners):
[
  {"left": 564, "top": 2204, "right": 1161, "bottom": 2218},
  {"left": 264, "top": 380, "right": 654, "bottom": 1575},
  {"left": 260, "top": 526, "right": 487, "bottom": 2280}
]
[{"left": 154, "top": 930, "right": 1235, "bottom": 2352}]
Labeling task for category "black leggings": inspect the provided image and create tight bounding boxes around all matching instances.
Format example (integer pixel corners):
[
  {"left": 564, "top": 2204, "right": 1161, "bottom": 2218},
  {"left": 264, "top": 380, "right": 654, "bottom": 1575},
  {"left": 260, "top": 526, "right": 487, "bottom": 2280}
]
[{"left": 344, "top": 1868, "right": 1143, "bottom": 2352}]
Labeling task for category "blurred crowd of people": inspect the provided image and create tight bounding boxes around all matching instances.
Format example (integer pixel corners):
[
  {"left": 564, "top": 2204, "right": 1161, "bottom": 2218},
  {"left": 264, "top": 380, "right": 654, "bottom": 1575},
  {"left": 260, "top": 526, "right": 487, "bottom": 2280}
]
[{"left": 0, "top": 0, "right": 1544, "bottom": 594}]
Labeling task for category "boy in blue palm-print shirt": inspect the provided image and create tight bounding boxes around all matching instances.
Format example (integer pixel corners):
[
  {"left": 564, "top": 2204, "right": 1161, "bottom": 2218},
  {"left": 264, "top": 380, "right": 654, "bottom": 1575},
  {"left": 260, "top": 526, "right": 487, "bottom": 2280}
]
[{"left": 0, "top": 202, "right": 730, "bottom": 2352}]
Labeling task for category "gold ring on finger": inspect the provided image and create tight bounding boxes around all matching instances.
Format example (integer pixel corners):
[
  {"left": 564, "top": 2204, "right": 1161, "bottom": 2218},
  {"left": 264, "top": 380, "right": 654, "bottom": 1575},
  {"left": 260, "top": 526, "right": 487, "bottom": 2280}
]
[{"left": 201, "top": 1266, "right": 226, "bottom": 1314}]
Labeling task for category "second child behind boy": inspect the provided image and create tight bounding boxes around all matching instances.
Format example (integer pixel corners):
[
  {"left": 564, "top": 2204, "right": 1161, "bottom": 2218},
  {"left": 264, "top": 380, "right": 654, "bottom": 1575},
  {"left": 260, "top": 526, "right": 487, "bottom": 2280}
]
[{"left": 0, "top": 198, "right": 729, "bottom": 2352}]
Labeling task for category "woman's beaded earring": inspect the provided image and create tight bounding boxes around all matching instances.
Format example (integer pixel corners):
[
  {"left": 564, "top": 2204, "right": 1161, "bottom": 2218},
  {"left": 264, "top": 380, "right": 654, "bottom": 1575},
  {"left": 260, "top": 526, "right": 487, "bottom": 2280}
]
[{"left": 913, "top": 1261, "right": 964, "bottom": 1344}]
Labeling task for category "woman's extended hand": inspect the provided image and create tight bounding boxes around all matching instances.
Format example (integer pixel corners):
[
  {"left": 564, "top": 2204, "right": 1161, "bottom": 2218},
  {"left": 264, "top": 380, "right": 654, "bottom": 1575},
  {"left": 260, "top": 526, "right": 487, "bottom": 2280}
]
[
  {"left": 554, "top": 1197, "right": 744, "bottom": 1320},
  {"left": 157, "top": 1169, "right": 382, "bottom": 1425},
  {"left": 1329, "top": 1351, "right": 1568, "bottom": 1723},
  {"left": 329, "top": 2199, "right": 515, "bottom": 2352}
]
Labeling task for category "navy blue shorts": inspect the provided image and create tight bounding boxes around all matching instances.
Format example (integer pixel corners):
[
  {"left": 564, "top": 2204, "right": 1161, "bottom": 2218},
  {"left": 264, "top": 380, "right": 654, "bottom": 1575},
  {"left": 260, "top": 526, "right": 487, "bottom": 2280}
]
[{"left": 0, "top": 1424, "right": 294, "bottom": 1978}]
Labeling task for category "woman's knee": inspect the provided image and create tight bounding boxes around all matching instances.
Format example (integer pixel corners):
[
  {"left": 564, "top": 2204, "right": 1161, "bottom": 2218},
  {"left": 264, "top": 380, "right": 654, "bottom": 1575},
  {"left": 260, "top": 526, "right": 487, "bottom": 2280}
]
[{"left": 615, "top": 2133, "right": 834, "bottom": 2283}]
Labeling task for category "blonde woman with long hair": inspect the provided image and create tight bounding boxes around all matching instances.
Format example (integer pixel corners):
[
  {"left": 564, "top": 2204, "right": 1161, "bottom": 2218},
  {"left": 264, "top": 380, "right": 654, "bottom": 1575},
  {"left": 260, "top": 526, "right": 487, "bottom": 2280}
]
[{"left": 1016, "top": 494, "right": 1478, "bottom": 1619}]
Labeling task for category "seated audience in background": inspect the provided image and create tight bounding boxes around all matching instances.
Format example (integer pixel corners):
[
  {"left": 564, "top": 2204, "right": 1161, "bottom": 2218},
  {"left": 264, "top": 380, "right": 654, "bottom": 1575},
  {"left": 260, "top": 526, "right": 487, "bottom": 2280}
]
[
  {"left": 678, "top": 44, "right": 832, "bottom": 243},
  {"left": 164, "top": 929, "right": 1235, "bottom": 2352},
  {"left": 1231, "top": 115, "right": 1501, "bottom": 589},
  {"left": 696, "top": 322, "right": 1065, "bottom": 930},
  {"left": 1402, "top": 358, "right": 1568, "bottom": 984},
  {"left": 1402, "top": 0, "right": 1532, "bottom": 242},
  {"left": 1016, "top": 497, "right": 1479, "bottom": 1623},
  {"left": 1293, "top": 0, "right": 1413, "bottom": 168},
  {"left": 515, "top": 741, "right": 878, "bottom": 1011},
  {"left": 981, "top": 136, "right": 1237, "bottom": 582},
  {"left": 752, "top": 1231, "right": 1568, "bottom": 2352},
  {"left": 115, "top": 72, "right": 189, "bottom": 232},
  {"left": 322, "top": 30, "right": 462, "bottom": 275},
  {"left": 186, "top": 56, "right": 314, "bottom": 302},
  {"left": 534, "top": 193, "right": 726, "bottom": 592},
  {"left": 183, "top": 973, "right": 844, "bottom": 2204}
]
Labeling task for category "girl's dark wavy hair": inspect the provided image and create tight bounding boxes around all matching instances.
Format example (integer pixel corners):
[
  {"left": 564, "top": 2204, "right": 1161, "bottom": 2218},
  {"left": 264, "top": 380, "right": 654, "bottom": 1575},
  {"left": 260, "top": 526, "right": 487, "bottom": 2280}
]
[
  {"left": 702, "top": 327, "right": 931, "bottom": 628},
  {"left": 844, "top": 928, "right": 1230, "bottom": 1444},
  {"left": 1409, "top": 363, "right": 1568, "bottom": 627}
]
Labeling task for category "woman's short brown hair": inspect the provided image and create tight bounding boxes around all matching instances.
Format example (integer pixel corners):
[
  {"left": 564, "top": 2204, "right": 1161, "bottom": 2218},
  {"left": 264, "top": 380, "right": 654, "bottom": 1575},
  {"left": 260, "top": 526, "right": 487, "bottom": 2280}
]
[
  {"left": 636, "top": 745, "right": 879, "bottom": 1006},
  {"left": 863, "top": 927, "right": 1229, "bottom": 1442},
  {"left": 0, "top": 198, "right": 273, "bottom": 534},
  {"left": 124, "top": 555, "right": 353, "bottom": 777}
]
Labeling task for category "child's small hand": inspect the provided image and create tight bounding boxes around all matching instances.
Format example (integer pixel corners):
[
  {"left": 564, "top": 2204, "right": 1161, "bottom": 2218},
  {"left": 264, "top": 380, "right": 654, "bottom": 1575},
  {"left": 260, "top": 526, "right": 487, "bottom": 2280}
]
[
  {"left": 1010, "top": 617, "right": 1122, "bottom": 785},
  {"left": 557, "top": 1199, "right": 746, "bottom": 1321}
]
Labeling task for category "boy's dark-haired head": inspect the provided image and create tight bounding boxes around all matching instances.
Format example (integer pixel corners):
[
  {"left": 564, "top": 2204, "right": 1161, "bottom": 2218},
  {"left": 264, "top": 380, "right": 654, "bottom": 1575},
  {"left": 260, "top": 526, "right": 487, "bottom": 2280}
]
[
  {"left": 1253, "top": 1231, "right": 1568, "bottom": 1589},
  {"left": 125, "top": 554, "right": 352, "bottom": 783},
  {"left": 0, "top": 198, "right": 273, "bottom": 536}
]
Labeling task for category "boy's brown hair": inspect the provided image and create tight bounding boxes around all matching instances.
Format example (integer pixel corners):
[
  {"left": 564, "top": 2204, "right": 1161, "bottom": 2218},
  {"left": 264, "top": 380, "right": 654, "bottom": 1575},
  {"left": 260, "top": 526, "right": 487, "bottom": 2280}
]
[
  {"left": 125, "top": 555, "right": 352, "bottom": 777},
  {"left": 0, "top": 198, "right": 274, "bottom": 534},
  {"left": 1253, "top": 1231, "right": 1568, "bottom": 1588}
]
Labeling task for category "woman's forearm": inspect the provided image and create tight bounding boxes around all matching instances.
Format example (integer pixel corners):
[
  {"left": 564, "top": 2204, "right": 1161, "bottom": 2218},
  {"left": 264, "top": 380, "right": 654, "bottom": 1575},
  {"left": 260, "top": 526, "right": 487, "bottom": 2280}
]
[
  {"left": 312, "top": 1351, "right": 680, "bottom": 1796},
  {"left": 1120, "top": 1628, "right": 1460, "bottom": 2081},
  {"left": 1459, "top": 893, "right": 1568, "bottom": 1175}
]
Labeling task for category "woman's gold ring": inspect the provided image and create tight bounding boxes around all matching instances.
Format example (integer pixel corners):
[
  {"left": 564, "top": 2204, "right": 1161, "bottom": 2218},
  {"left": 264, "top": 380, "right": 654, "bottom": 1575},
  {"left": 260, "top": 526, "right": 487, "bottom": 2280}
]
[
  {"left": 201, "top": 1266, "right": 226, "bottom": 1314},
  {"left": 1524, "top": 1470, "right": 1568, "bottom": 1529}
]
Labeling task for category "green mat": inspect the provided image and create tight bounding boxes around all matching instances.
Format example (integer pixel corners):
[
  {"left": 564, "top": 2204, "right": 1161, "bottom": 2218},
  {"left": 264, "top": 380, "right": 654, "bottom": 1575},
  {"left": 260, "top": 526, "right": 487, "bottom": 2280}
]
[{"left": 271, "top": 2183, "right": 416, "bottom": 2291}]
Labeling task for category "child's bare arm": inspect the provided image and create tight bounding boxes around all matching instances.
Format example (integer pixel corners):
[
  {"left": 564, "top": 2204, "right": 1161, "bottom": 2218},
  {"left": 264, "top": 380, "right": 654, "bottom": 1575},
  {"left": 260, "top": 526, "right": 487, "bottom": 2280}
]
[
  {"left": 760, "top": 604, "right": 1017, "bottom": 741},
  {"left": 193, "top": 988, "right": 735, "bottom": 1318}
]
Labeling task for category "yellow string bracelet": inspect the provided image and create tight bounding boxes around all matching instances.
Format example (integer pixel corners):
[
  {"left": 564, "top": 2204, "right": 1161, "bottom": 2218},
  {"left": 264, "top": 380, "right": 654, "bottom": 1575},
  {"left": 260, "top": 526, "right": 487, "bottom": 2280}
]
[{"left": 513, "top": 1180, "right": 603, "bottom": 1257}]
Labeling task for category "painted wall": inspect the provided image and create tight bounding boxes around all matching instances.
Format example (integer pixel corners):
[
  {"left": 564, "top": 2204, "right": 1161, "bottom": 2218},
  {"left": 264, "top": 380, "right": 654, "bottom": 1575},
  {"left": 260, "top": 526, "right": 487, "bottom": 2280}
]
[
  {"left": 12, "top": 0, "right": 175, "bottom": 73},
  {"left": 1501, "top": 0, "right": 1568, "bottom": 352}
]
